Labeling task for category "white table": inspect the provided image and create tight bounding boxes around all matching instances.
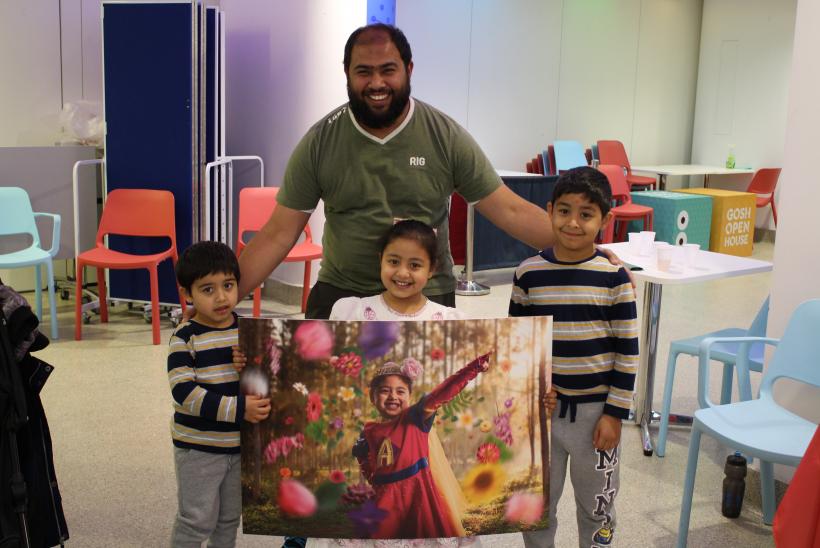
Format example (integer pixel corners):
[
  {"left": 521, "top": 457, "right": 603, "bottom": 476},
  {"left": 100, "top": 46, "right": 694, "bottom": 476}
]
[
  {"left": 599, "top": 241, "right": 773, "bottom": 456},
  {"left": 631, "top": 164, "right": 755, "bottom": 191}
]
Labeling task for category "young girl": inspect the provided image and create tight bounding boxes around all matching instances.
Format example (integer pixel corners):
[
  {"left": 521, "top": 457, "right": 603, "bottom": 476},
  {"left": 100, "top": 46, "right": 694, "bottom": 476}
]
[
  {"left": 329, "top": 220, "right": 463, "bottom": 321},
  {"left": 354, "top": 352, "right": 492, "bottom": 541}
]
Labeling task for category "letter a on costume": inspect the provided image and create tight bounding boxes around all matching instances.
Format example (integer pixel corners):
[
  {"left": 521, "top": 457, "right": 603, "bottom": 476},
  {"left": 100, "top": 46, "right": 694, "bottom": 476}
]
[{"left": 377, "top": 438, "right": 394, "bottom": 468}]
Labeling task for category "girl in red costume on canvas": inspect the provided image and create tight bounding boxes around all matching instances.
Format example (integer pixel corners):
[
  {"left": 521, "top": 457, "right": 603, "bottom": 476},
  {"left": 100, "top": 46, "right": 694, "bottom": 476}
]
[{"left": 352, "top": 351, "right": 493, "bottom": 540}]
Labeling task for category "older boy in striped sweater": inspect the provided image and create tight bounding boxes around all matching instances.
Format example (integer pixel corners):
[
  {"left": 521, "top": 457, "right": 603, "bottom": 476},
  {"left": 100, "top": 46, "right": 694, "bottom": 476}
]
[
  {"left": 510, "top": 167, "right": 639, "bottom": 548},
  {"left": 168, "top": 242, "right": 270, "bottom": 547}
]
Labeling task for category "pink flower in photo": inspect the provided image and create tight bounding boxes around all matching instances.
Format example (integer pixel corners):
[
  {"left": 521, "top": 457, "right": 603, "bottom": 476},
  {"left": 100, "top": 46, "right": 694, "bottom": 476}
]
[
  {"left": 476, "top": 442, "right": 501, "bottom": 464},
  {"left": 268, "top": 344, "right": 282, "bottom": 376},
  {"left": 278, "top": 479, "right": 317, "bottom": 518},
  {"left": 330, "top": 352, "right": 364, "bottom": 377},
  {"left": 400, "top": 357, "right": 423, "bottom": 380},
  {"left": 341, "top": 482, "right": 375, "bottom": 506},
  {"left": 504, "top": 397, "right": 516, "bottom": 410},
  {"left": 264, "top": 434, "right": 305, "bottom": 463},
  {"left": 293, "top": 321, "right": 333, "bottom": 361},
  {"left": 330, "top": 417, "right": 344, "bottom": 430},
  {"left": 430, "top": 347, "right": 445, "bottom": 361},
  {"left": 494, "top": 412, "right": 514, "bottom": 446},
  {"left": 505, "top": 492, "right": 544, "bottom": 526},
  {"left": 306, "top": 392, "right": 323, "bottom": 422},
  {"left": 329, "top": 469, "right": 346, "bottom": 484}
]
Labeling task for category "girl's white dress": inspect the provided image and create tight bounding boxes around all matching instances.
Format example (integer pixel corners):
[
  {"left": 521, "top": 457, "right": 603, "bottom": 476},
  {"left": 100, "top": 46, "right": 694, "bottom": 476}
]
[{"left": 329, "top": 295, "right": 465, "bottom": 321}]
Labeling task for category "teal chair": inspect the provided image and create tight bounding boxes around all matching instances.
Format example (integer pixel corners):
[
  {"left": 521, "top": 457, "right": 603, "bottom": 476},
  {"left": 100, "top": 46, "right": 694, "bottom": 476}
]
[
  {"left": 657, "top": 297, "right": 770, "bottom": 457},
  {"left": 676, "top": 299, "right": 820, "bottom": 547},
  {"left": 0, "top": 187, "right": 61, "bottom": 339},
  {"left": 553, "top": 140, "right": 589, "bottom": 172}
]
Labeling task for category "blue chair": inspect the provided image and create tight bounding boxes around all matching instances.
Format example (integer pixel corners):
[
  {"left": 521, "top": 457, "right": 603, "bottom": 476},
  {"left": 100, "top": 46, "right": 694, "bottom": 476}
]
[
  {"left": 553, "top": 140, "right": 588, "bottom": 172},
  {"left": 657, "top": 297, "right": 770, "bottom": 457},
  {"left": 676, "top": 299, "right": 820, "bottom": 547},
  {"left": 0, "top": 187, "right": 61, "bottom": 339}
]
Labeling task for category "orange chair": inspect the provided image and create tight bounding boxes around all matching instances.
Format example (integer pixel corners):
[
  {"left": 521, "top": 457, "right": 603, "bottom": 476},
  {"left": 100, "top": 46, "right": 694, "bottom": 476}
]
[
  {"left": 598, "top": 164, "right": 653, "bottom": 243},
  {"left": 237, "top": 187, "right": 322, "bottom": 315},
  {"left": 597, "top": 140, "right": 657, "bottom": 190},
  {"left": 75, "top": 189, "right": 185, "bottom": 345},
  {"left": 746, "top": 168, "right": 781, "bottom": 226}
]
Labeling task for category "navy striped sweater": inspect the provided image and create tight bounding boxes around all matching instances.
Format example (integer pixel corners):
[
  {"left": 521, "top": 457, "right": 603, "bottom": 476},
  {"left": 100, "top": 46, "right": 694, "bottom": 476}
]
[
  {"left": 167, "top": 315, "right": 245, "bottom": 453},
  {"left": 509, "top": 249, "right": 639, "bottom": 419}
]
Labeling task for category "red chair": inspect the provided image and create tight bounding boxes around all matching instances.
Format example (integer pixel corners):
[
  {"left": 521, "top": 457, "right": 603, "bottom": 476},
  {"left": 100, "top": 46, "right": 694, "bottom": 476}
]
[
  {"left": 535, "top": 153, "right": 545, "bottom": 175},
  {"left": 746, "top": 168, "right": 781, "bottom": 226},
  {"left": 237, "top": 187, "right": 322, "bottom": 315},
  {"left": 597, "top": 140, "right": 657, "bottom": 190},
  {"left": 542, "top": 146, "right": 557, "bottom": 175},
  {"left": 598, "top": 165, "right": 653, "bottom": 243},
  {"left": 75, "top": 189, "right": 185, "bottom": 345}
]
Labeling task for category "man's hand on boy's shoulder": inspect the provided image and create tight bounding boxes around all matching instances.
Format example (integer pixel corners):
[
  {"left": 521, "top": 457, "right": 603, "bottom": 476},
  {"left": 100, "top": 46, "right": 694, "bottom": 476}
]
[
  {"left": 597, "top": 246, "right": 637, "bottom": 296},
  {"left": 593, "top": 414, "right": 622, "bottom": 451},
  {"left": 244, "top": 395, "right": 271, "bottom": 423},
  {"left": 181, "top": 305, "right": 196, "bottom": 323}
]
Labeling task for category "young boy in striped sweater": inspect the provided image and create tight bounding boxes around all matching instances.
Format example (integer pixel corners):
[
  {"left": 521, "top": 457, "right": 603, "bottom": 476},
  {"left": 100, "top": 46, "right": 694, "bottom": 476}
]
[
  {"left": 168, "top": 242, "right": 271, "bottom": 547},
  {"left": 509, "top": 167, "right": 639, "bottom": 548}
]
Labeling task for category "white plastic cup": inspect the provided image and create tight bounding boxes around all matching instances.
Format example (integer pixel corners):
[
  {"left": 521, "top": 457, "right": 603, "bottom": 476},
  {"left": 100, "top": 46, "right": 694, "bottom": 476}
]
[
  {"left": 639, "top": 231, "right": 656, "bottom": 256},
  {"left": 683, "top": 243, "right": 700, "bottom": 268},
  {"left": 628, "top": 232, "right": 640, "bottom": 253},
  {"left": 656, "top": 244, "right": 674, "bottom": 271}
]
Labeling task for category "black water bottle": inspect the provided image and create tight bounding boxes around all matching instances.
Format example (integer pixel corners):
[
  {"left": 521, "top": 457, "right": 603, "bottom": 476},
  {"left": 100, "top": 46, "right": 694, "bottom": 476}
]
[{"left": 721, "top": 452, "right": 747, "bottom": 518}]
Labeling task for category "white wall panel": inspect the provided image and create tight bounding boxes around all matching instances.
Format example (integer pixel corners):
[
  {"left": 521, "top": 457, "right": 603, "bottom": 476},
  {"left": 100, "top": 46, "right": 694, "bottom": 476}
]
[
  {"left": 401, "top": 0, "right": 702, "bottom": 172},
  {"left": 769, "top": 0, "right": 820, "bottom": 455},
  {"left": 556, "top": 0, "right": 641, "bottom": 149},
  {"left": 0, "top": 1, "right": 62, "bottom": 146},
  {"left": 396, "top": 0, "right": 472, "bottom": 126},
  {"left": 630, "top": 0, "right": 703, "bottom": 166},
  {"left": 221, "top": 0, "right": 364, "bottom": 286},
  {"left": 690, "top": 0, "right": 796, "bottom": 227},
  {"left": 466, "top": 0, "right": 563, "bottom": 171}
]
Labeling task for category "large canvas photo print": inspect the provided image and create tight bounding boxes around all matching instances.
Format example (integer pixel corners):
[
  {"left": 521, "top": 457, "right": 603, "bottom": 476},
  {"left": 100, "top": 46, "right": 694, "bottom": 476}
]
[{"left": 239, "top": 317, "right": 552, "bottom": 540}]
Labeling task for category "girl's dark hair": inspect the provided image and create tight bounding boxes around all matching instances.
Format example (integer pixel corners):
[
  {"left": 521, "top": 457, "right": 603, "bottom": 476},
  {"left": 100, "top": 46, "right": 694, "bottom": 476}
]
[
  {"left": 175, "top": 241, "right": 241, "bottom": 291},
  {"left": 343, "top": 23, "right": 413, "bottom": 73},
  {"left": 551, "top": 166, "right": 613, "bottom": 216},
  {"left": 378, "top": 220, "right": 438, "bottom": 269}
]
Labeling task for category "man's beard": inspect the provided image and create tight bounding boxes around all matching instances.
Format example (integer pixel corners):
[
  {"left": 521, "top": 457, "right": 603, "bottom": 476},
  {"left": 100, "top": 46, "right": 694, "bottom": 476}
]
[{"left": 347, "top": 81, "right": 411, "bottom": 130}]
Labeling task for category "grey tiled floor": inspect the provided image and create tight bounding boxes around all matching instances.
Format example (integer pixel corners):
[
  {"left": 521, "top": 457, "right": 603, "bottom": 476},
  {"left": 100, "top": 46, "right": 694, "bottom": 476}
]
[{"left": 25, "top": 241, "right": 776, "bottom": 547}]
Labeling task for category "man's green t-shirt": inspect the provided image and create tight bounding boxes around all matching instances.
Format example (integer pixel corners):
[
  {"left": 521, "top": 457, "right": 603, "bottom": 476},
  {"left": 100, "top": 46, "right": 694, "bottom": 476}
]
[{"left": 277, "top": 98, "right": 501, "bottom": 295}]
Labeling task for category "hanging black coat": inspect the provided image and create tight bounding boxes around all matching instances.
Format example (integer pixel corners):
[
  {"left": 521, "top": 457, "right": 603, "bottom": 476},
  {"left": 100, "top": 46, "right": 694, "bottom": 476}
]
[{"left": 0, "top": 283, "right": 68, "bottom": 547}]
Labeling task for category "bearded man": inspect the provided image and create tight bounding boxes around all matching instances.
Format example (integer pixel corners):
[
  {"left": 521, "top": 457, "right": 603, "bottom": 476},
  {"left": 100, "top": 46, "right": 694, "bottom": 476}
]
[{"left": 238, "top": 24, "right": 556, "bottom": 319}]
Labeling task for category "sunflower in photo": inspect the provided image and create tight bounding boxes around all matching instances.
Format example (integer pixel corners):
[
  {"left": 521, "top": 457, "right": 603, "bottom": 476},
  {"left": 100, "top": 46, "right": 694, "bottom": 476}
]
[{"left": 461, "top": 463, "right": 506, "bottom": 505}]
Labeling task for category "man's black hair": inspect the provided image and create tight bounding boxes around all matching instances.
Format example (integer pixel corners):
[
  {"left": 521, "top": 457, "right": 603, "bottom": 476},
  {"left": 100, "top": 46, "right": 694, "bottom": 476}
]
[
  {"left": 343, "top": 23, "right": 412, "bottom": 73},
  {"left": 551, "top": 166, "right": 613, "bottom": 216},
  {"left": 175, "top": 241, "right": 240, "bottom": 292}
]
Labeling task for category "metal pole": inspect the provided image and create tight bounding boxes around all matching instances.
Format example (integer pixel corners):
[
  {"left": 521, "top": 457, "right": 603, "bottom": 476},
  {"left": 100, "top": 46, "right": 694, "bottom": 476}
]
[
  {"left": 633, "top": 280, "right": 662, "bottom": 456},
  {"left": 455, "top": 202, "right": 490, "bottom": 296}
]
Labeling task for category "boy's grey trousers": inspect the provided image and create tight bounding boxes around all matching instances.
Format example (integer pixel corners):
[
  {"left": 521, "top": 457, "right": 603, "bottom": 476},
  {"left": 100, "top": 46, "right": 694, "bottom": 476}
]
[{"left": 523, "top": 402, "right": 620, "bottom": 548}]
